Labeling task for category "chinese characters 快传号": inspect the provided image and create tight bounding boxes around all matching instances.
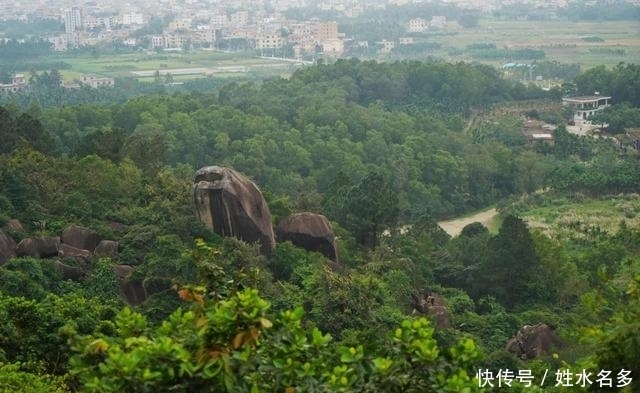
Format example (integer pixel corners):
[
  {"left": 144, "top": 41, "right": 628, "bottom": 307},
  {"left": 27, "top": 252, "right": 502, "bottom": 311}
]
[{"left": 476, "top": 369, "right": 633, "bottom": 388}]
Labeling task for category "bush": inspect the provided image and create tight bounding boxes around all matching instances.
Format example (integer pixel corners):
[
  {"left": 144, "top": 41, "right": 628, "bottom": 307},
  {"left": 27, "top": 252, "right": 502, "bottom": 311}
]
[{"left": 0, "top": 363, "right": 69, "bottom": 393}]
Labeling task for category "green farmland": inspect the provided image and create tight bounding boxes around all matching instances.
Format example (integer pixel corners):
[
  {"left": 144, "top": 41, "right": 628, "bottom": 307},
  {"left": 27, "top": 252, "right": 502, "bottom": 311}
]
[
  {"left": 37, "top": 50, "right": 304, "bottom": 82},
  {"left": 437, "top": 19, "right": 640, "bottom": 69}
]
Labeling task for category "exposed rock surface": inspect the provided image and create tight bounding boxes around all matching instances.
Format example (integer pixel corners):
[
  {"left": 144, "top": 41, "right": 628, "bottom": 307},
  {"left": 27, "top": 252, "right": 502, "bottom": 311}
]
[
  {"left": 54, "top": 260, "right": 85, "bottom": 281},
  {"left": 193, "top": 166, "right": 275, "bottom": 254},
  {"left": 94, "top": 240, "right": 119, "bottom": 258},
  {"left": 0, "top": 229, "right": 16, "bottom": 266},
  {"left": 411, "top": 290, "right": 451, "bottom": 329},
  {"left": 16, "top": 237, "right": 60, "bottom": 258},
  {"left": 113, "top": 264, "right": 146, "bottom": 306},
  {"left": 4, "top": 219, "right": 25, "bottom": 233},
  {"left": 62, "top": 225, "right": 102, "bottom": 252},
  {"left": 506, "top": 323, "right": 564, "bottom": 360},
  {"left": 276, "top": 213, "right": 339, "bottom": 262},
  {"left": 58, "top": 243, "right": 92, "bottom": 262}
]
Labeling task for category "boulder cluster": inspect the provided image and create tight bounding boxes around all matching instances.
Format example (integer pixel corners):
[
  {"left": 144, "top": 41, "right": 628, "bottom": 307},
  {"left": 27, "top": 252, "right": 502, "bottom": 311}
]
[
  {"left": 1, "top": 166, "right": 341, "bottom": 306},
  {"left": 193, "top": 166, "right": 339, "bottom": 263},
  {"left": 0, "top": 222, "right": 150, "bottom": 305},
  {"left": 1, "top": 222, "right": 118, "bottom": 269}
]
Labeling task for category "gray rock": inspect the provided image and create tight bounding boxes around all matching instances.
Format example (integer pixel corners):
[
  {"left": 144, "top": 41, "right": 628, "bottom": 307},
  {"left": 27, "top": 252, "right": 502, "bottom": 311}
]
[
  {"left": 276, "top": 212, "right": 339, "bottom": 262},
  {"left": 95, "top": 240, "right": 119, "bottom": 258},
  {"left": 506, "top": 323, "right": 564, "bottom": 360},
  {"left": 54, "top": 260, "right": 85, "bottom": 281},
  {"left": 15, "top": 237, "right": 60, "bottom": 258},
  {"left": 4, "top": 219, "right": 24, "bottom": 233},
  {"left": 58, "top": 243, "right": 92, "bottom": 261},
  {"left": 193, "top": 166, "right": 275, "bottom": 255},
  {"left": 61, "top": 225, "right": 101, "bottom": 252}
]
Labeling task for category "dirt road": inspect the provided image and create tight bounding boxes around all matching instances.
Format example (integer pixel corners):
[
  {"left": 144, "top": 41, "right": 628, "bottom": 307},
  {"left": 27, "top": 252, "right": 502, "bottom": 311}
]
[{"left": 437, "top": 208, "right": 498, "bottom": 237}]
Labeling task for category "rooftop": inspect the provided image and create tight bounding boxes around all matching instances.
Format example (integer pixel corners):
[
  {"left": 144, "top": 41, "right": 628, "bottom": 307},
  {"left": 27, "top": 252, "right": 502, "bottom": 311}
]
[{"left": 562, "top": 95, "right": 612, "bottom": 103}]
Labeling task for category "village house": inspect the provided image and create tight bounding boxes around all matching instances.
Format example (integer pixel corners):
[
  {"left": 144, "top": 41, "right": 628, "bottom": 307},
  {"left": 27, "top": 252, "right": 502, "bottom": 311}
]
[{"left": 562, "top": 94, "right": 611, "bottom": 125}]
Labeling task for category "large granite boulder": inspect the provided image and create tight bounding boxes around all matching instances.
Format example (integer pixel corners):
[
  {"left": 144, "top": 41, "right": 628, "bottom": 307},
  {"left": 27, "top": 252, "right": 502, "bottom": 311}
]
[
  {"left": 276, "top": 213, "right": 339, "bottom": 262},
  {"left": 0, "top": 229, "right": 16, "bottom": 266},
  {"left": 61, "top": 225, "right": 102, "bottom": 252},
  {"left": 58, "top": 243, "right": 92, "bottom": 260},
  {"left": 193, "top": 166, "right": 275, "bottom": 254},
  {"left": 54, "top": 260, "right": 85, "bottom": 281},
  {"left": 15, "top": 237, "right": 60, "bottom": 258},
  {"left": 506, "top": 323, "right": 564, "bottom": 360},
  {"left": 58, "top": 243, "right": 93, "bottom": 266},
  {"left": 95, "top": 240, "right": 119, "bottom": 258}
]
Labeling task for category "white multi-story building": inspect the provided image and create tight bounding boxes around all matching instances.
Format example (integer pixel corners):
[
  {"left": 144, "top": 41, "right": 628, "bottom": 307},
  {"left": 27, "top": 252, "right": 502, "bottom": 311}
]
[
  {"left": 210, "top": 11, "right": 228, "bottom": 27},
  {"left": 80, "top": 75, "right": 115, "bottom": 88},
  {"left": 121, "top": 12, "right": 145, "bottom": 26},
  {"left": 430, "top": 16, "right": 447, "bottom": 29},
  {"left": 63, "top": 7, "right": 83, "bottom": 33},
  {"left": 255, "top": 32, "right": 284, "bottom": 49},
  {"left": 562, "top": 95, "right": 611, "bottom": 125},
  {"left": 408, "top": 18, "right": 427, "bottom": 33},
  {"left": 0, "top": 74, "right": 27, "bottom": 94},
  {"left": 377, "top": 39, "right": 395, "bottom": 54},
  {"left": 151, "top": 35, "right": 165, "bottom": 48},
  {"left": 230, "top": 11, "right": 249, "bottom": 26},
  {"left": 169, "top": 18, "right": 193, "bottom": 31}
]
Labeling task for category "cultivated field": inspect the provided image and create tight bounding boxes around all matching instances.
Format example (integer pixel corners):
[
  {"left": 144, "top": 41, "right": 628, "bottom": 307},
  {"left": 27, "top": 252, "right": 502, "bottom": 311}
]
[
  {"left": 41, "top": 50, "right": 304, "bottom": 82},
  {"left": 18, "top": 19, "right": 640, "bottom": 83},
  {"left": 429, "top": 19, "right": 640, "bottom": 70}
]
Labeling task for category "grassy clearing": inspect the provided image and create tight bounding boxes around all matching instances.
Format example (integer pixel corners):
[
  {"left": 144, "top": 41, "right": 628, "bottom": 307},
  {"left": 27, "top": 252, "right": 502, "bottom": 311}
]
[{"left": 516, "top": 194, "right": 640, "bottom": 238}]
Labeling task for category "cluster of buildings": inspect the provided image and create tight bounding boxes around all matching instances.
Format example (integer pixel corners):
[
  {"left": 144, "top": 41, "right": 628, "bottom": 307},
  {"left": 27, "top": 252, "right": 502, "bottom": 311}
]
[
  {"left": 0, "top": 74, "right": 26, "bottom": 94},
  {"left": 50, "top": 5, "right": 347, "bottom": 57},
  {"left": 0, "top": 73, "right": 114, "bottom": 93},
  {"left": 0, "top": 0, "right": 458, "bottom": 57},
  {"left": 408, "top": 16, "right": 447, "bottom": 32},
  {"left": 521, "top": 94, "right": 612, "bottom": 144}
]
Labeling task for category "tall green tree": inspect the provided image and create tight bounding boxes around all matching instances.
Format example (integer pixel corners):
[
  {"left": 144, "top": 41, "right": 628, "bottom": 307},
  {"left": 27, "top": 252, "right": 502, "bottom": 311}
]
[
  {"left": 481, "top": 215, "right": 540, "bottom": 308},
  {"left": 324, "top": 172, "right": 399, "bottom": 248}
]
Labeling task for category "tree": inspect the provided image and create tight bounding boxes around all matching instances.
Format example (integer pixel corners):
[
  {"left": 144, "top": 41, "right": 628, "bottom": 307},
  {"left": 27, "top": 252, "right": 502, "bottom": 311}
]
[
  {"left": 478, "top": 215, "right": 540, "bottom": 308},
  {"left": 123, "top": 123, "right": 167, "bottom": 175},
  {"left": 0, "top": 106, "right": 18, "bottom": 153},
  {"left": 324, "top": 172, "right": 399, "bottom": 248},
  {"left": 458, "top": 13, "right": 479, "bottom": 28},
  {"left": 74, "top": 127, "right": 127, "bottom": 162}
]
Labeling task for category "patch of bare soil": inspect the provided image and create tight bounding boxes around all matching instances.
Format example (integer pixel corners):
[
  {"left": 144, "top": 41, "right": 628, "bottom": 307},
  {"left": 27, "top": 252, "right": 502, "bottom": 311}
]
[{"left": 437, "top": 208, "right": 498, "bottom": 237}]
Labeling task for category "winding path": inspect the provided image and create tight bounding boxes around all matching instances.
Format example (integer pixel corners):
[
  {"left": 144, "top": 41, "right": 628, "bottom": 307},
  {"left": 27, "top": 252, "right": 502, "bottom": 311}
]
[{"left": 437, "top": 208, "right": 498, "bottom": 237}]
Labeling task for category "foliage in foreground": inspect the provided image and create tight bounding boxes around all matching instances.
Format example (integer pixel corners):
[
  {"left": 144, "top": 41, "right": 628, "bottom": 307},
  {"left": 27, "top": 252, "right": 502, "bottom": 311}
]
[{"left": 70, "top": 285, "right": 482, "bottom": 393}]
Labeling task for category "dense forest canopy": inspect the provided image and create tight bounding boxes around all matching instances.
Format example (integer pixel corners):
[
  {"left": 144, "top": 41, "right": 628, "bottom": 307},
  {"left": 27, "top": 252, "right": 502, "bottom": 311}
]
[{"left": 0, "top": 58, "right": 639, "bottom": 392}]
